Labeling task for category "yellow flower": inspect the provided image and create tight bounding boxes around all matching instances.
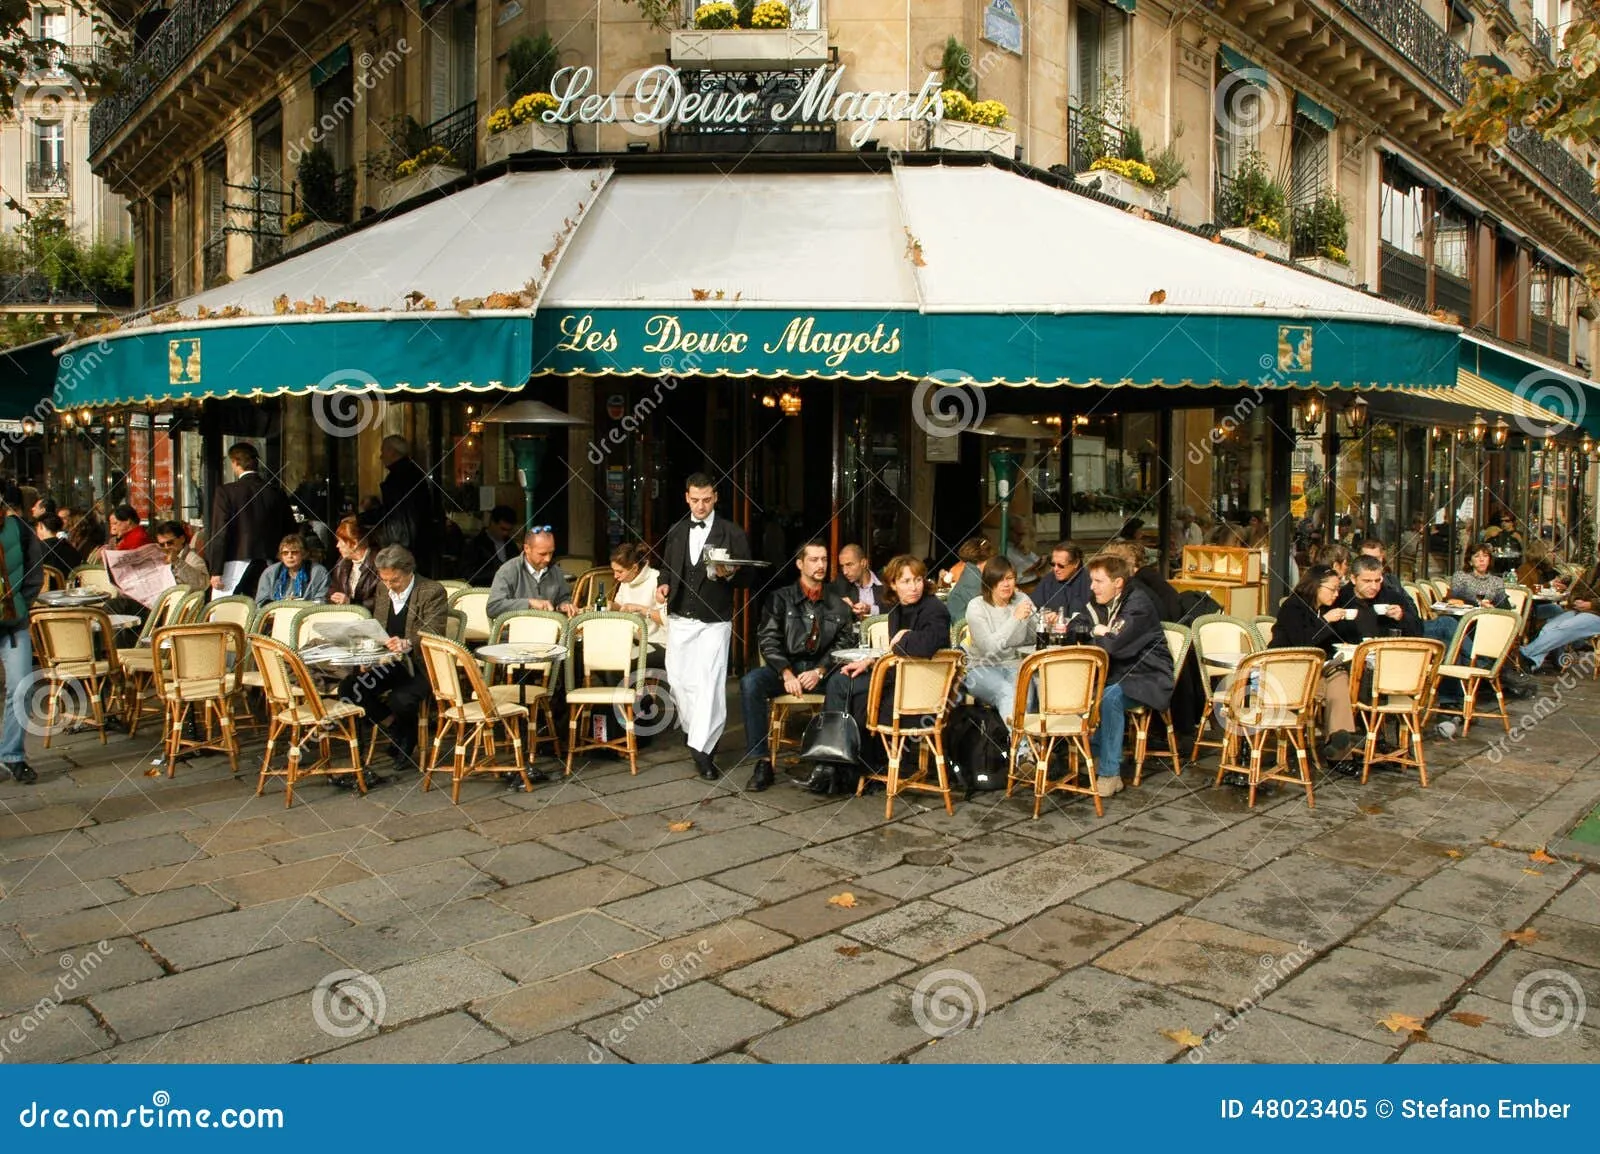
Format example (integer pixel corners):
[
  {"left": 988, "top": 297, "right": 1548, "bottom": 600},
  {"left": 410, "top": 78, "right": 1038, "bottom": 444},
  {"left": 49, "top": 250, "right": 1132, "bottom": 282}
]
[
  {"left": 284, "top": 211, "right": 309, "bottom": 233},
  {"left": 511, "top": 92, "right": 559, "bottom": 124},
  {"left": 1089, "top": 156, "right": 1157, "bottom": 186},
  {"left": 939, "top": 90, "right": 973, "bottom": 123},
  {"left": 1323, "top": 244, "right": 1349, "bottom": 264},
  {"left": 693, "top": 2, "right": 737, "bottom": 28},
  {"left": 750, "top": 1, "right": 791, "bottom": 28},
  {"left": 396, "top": 145, "right": 454, "bottom": 179},
  {"left": 968, "top": 99, "right": 1009, "bottom": 128},
  {"left": 487, "top": 108, "right": 513, "bottom": 134}
]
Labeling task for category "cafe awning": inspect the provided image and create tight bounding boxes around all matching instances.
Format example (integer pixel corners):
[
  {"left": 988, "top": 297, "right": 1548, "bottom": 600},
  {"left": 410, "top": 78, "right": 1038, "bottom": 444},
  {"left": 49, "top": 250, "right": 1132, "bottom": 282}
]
[
  {"left": 1458, "top": 332, "right": 1600, "bottom": 437},
  {"left": 533, "top": 162, "right": 1458, "bottom": 389},
  {"left": 53, "top": 169, "right": 609, "bottom": 409},
  {"left": 0, "top": 335, "right": 65, "bottom": 421}
]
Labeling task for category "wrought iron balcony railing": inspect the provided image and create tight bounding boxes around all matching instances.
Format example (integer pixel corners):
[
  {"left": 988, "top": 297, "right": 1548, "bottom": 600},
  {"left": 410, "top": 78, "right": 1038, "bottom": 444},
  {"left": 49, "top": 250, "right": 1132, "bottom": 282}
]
[
  {"left": 1067, "top": 103, "right": 1128, "bottom": 176},
  {"left": 24, "top": 163, "right": 69, "bottom": 195},
  {"left": 426, "top": 101, "right": 478, "bottom": 173},
  {"left": 1533, "top": 18, "right": 1554, "bottom": 62},
  {"left": 88, "top": 0, "right": 243, "bottom": 156}
]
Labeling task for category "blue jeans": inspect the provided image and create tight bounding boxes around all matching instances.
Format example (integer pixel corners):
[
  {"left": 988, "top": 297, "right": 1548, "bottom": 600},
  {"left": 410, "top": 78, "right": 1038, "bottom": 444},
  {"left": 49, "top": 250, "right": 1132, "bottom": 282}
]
[
  {"left": 1091, "top": 683, "right": 1128, "bottom": 776},
  {"left": 739, "top": 660, "right": 823, "bottom": 760},
  {"left": 1521, "top": 611, "right": 1600, "bottom": 669},
  {"left": 964, "top": 660, "right": 1036, "bottom": 727},
  {"left": 1422, "top": 617, "right": 1457, "bottom": 645},
  {"left": 1, "top": 628, "right": 34, "bottom": 764},
  {"left": 1534, "top": 601, "right": 1564, "bottom": 622}
]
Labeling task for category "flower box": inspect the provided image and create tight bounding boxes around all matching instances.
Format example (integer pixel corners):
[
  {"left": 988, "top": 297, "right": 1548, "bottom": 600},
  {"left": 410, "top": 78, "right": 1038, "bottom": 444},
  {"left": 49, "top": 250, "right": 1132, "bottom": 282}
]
[
  {"left": 928, "top": 119, "right": 1016, "bottom": 158},
  {"left": 483, "top": 120, "right": 569, "bottom": 166},
  {"left": 1074, "top": 168, "right": 1163, "bottom": 213},
  {"left": 670, "top": 28, "right": 828, "bottom": 70},
  {"left": 1295, "top": 255, "right": 1357, "bottom": 285},
  {"left": 282, "top": 220, "right": 342, "bottom": 253},
  {"left": 1221, "top": 226, "right": 1290, "bottom": 262},
  {"left": 377, "top": 165, "right": 465, "bottom": 212}
]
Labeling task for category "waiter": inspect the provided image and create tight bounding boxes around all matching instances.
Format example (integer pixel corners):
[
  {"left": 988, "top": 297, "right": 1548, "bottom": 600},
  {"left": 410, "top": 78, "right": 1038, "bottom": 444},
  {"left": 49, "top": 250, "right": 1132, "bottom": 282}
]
[
  {"left": 656, "top": 473, "right": 751, "bottom": 781},
  {"left": 206, "top": 443, "right": 295, "bottom": 598}
]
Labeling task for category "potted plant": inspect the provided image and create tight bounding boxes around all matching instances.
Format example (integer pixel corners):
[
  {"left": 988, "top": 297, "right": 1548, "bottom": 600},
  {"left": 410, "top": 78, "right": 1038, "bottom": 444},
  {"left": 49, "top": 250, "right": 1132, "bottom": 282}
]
[
  {"left": 1293, "top": 192, "right": 1354, "bottom": 284},
  {"left": 284, "top": 146, "right": 352, "bottom": 252},
  {"left": 1217, "top": 150, "right": 1290, "bottom": 260},
  {"left": 1070, "top": 79, "right": 1171, "bottom": 212},
  {"left": 485, "top": 94, "right": 567, "bottom": 164},
  {"left": 930, "top": 89, "right": 1015, "bottom": 156},
  {"left": 379, "top": 144, "right": 465, "bottom": 211},
  {"left": 671, "top": 0, "right": 827, "bottom": 70}
]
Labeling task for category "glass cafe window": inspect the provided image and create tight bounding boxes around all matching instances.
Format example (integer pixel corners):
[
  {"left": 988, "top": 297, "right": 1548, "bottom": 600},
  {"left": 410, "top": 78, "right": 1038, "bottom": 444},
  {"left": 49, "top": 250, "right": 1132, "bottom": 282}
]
[
  {"left": 1434, "top": 202, "right": 1471, "bottom": 279},
  {"left": 1380, "top": 169, "right": 1426, "bottom": 258}
]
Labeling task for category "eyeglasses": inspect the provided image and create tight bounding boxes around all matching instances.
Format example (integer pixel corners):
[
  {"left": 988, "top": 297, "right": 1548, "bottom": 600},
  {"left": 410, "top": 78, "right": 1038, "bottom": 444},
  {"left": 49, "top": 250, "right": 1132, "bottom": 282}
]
[
  {"left": 280, "top": 550, "right": 303, "bottom": 558},
  {"left": 1052, "top": 562, "right": 1071, "bottom": 570},
  {"left": 526, "top": 525, "right": 553, "bottom": 536}
]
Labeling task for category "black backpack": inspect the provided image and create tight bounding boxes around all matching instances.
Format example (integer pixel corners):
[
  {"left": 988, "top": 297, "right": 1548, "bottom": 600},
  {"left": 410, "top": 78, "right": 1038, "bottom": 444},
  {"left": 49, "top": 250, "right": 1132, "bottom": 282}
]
[
  {"left": 944, "top": 703, "right": 1011, "bottom": 796},
  {"left": 1176, "top": 590, "right": 1224, "bottom": 625}
]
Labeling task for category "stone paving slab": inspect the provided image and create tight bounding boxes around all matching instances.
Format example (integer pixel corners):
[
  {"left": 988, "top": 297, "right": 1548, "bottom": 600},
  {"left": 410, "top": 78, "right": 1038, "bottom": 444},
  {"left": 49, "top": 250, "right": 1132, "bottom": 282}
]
[
  {"left": 470, "top": 970, "right": 639, "bottom": 1044},
  {"left": 1347, "top": 907, "right": 1508, "bottom": 978},
  {"left": 1470, "top": 951, "right": 1600, "bottom": 1031},
  {"left": 1188, "top": 1007, "right": 1396, "bottom": 1065},
  {"left": 0, "top": 877, "right": 129, "bottom": 922},
  {"left": 895, "top": 942, "right": 1059, "bottom": 1013},
  {"left": 16, "top": 884, "right": 233, "bottom": 952},
  {"left": 1126, "top": 855, "right": 1250, "bottom": 899},
  {"left": 599, "top": 878, "right": 759, "bottom": 939},
  {"left": 316, "top": 858, "right": 499, "bottom": 922},
  {"left": 102, "top": 989, "right": 372, "bottom": 1064},
  {"left": 1425, "top": 992, "right": 1600, "bottom": 1062},
  {"left": 840, "top": 899, "right": 1005, "bottom": 962},
  {"left": 1073, "top": 879, "right": 1191, "bottom": 925},
  {"left": 118, "top": 849, "right": 282, "bottom": 895},
  {"left": 367, "top": 949, "right": 516, "bottom": 1026},
  {"left": 0, "top": 828, "right": 99, "bottom": 862},
  {"left": 718, "top": 934, "right": 918, "bottom": 1018},
  {"left": 315, "top": 1011, "right": 509, "bottom": 1064},
  {"left": 936, "top": 843, "right": 1144, "bottom": 925},
  {"left": 469, "top": 801, "right": 618, "bottom": 845},
  {"left": 208, "top": 857, "right": 373, "bottom": 907},
  {"left": 593, "top": 918, "right": 793, "bottom": 995},
  {"left": 579, "top": 980, "right": 783, "bottom": 1063},
  {"left": 613, "top": 825, "right": 809, "bottom": 886},
  {"left": 464, "top": 842, "right": 588, "bottom": 886},
  {"left": 1094, "top": 915, "right": 1309, "bottom": 1007},
  {"left": 993, "top": 903, "right": 1139, "bottom": 969},
  {"left": 0, "top": 1002, "right": 115, "bottom": 1063},
  {"left": 471, "top": 1029, "right": 625, "bottom": 1064},
  {"left": 744, "top": 885, "right": 898, "bottom": 940},
  {"left": 1186, "top": 853, "right": 1414, "bottom": 944},
  {"left": 1519, "top": 913, "right": 1600, "bottom": 969},
  {"left": 0, "top": 936, "right": 160, "bottom": 1011},
  {"left": 314, "top": 896, "right": 532, "bottom": 974},
  {"left": 1260, "top": 945, "right": 1470, "bottom": 1047},
  {"left": 709, "top": 855, "right": 854, "bottom": 904},
  {"left": 487, "top": 863, "right": 655, "bottom": 923},
  {"left": 746, "top": 984, "right": 932, "bottom": 1064},
  {"left": 140, "top": 896, "right": 351, "bottom": 970},
  {"left": 466, "top": 910, "right": 657, "bottom": 984}
]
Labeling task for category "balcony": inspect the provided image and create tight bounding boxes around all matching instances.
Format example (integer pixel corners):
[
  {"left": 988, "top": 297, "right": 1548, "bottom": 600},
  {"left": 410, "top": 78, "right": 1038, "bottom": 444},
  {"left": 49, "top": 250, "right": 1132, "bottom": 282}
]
[
  {"left": 670, "top": 0, "right": 828, "bottom": 71},
  {"left": 89, "top": 0, "right": 244, "bottom": 158},
  {"left": 24, "top": 163, "right": 69, "bottom": 196},
  {"left": 1533, "top": 18, "right": 1554, "bottom": 62},
  {"left": 1066, "top": 103, "right": 1127, "bottom": 176}
]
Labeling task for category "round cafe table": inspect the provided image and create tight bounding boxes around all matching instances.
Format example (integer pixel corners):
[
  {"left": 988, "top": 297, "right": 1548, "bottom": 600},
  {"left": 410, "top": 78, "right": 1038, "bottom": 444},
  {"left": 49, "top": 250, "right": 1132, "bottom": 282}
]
[{"left": 475, "top": 643, "right": 567, "bottom": 705}]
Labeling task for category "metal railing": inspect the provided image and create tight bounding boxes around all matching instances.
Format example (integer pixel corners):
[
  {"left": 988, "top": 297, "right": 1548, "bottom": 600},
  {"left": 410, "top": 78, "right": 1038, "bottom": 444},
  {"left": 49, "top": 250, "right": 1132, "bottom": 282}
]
[
  {"left": 1533, "top": 17, "right": 1554, "bottom": 61},
  {"left": 88, "top": 0, "right": 243, "bottom": 155},
  {"left": 425, "top": 101, "right": 477, "bottom": 172},
  {"left": 24, "top": 162, "right": 69, "bottom": 195},
  {"left": 1506, "top": 127, "right": 1600, "bottom": 217},
  {"left": 0, "top": 271, "right": 132, "bottom": 308},
  {"left": 1067, "top": 103, "right": 1128, "bottom": 175}
]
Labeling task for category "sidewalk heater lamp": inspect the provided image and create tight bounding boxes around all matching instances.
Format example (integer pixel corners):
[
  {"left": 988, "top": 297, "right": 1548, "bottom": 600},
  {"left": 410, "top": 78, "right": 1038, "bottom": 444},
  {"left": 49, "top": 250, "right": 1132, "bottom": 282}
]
[
  {"left": 474, "top": 400, "right": 589, "bottom": 534},
  {"left": 989, "top": 449, "right": 1021, "bottom": 556}
]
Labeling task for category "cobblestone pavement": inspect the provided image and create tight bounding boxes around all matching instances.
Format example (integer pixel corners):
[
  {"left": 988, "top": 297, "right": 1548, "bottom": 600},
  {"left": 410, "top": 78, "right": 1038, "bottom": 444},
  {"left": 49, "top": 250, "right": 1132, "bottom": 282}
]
[{"left": 1, "top": 672, "right": 1597, "bottom": 1065}]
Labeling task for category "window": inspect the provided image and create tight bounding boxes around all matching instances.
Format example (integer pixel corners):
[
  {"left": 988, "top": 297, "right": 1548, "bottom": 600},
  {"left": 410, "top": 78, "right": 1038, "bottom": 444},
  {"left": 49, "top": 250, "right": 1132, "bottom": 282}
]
[
  {"left": 1531, "top": 265, "right": 1552, "bottom": 321},
  {"left": 1435, "top": 200, "right": 1472, "bottom": 279},
  {"left": 1072, "top": 2, "right": 1126, "bottom": 112},
  {"left": 314, "top": 63, "right": 355, "bottom": 173},
  {"left": 1289, "top": 115, "right": 1329, "bottom": 204},
  {"left": 1380, "top": 167, "right": 1426, "bottom": 258},
  {"left": 151, "top": 192, "right": 174, "bottom": 305},
  {"left": 252, "top": 105, "right": 284, "bottom": 265},
  {"left": 1446, "top": 1, "right": 1473, "bottom": 50},
  {"left": 33, "top": 120, "right": 65, "bottom": 171},
  {"left": 427, "top": 0, "right": 477, "bottom": 123},
  {"left": 202, "top": 150, "right": 227, "bottom": 288}
]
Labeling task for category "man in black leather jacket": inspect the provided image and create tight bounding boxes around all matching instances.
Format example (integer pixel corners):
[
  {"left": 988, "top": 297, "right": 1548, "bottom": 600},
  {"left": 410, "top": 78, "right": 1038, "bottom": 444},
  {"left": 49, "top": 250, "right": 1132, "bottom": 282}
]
[{"left": 739, "top": 540, "right": 855, "bottom": 792}]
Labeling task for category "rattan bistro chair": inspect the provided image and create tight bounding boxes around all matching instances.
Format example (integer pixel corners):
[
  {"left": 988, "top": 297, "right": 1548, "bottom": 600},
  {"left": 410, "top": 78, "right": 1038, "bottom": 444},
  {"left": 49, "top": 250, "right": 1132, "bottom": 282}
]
[
  {"left": 29, "top": 607, "right": 126, "bottom": 746},
  {"left": 1212, "top": 647, "right": 1324, "bottom": 810},
  {"left": 116, "top": 587, "right": 191, "bottom": 737},
  {"left": 857, "top": 650, "right": 963, "bottom": 819},
  {"left": 563, "top": 611, "right": 649, "bottom": 776},
  {"left": 1351, "top": 637, "right": 1444, "bottom": 787},
  {"left": 419, "top": 633, "right": 534, "bottom": 802},
  {"left": 448, "top": 588, "right": 494, "bottom": 644},
  {"left": 152, "top": 623, "right": 245, "bottom": 777},
  {"left": 39, "top": 565, "right": 66, "bottom": 593},
  {"left": 248, "top": 635, "right": 370, "bottom": 804},
  {"left": 1128, "top": 623, "right": 1190, "bottom": 786},
  {"left": 486, "top": 609, "right": 568, "bottom": 763},
  {"left": 1188, "top": 613, "right": 1262, "bottom": 764},
  {"left": 1008, "top": 647, "right": 1109, "bottom": 818},
  {"left": 1424, "top": 607, "right": 1520, "bottom": 736}
]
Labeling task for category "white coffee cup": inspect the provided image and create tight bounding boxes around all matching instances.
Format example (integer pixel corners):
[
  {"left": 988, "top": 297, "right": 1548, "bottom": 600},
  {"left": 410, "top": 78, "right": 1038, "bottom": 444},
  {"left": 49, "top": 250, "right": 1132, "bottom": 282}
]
[
  {"left": 1344, "top": 608, "right": 1360, "bottom": 620},
  {"left": 1373, "top": 603, "right": 1392, "bottom": 616}
]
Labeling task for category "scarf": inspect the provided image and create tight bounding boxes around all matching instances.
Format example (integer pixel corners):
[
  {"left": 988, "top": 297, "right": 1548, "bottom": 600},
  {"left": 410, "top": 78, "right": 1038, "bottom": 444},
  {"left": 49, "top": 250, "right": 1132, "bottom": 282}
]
[{"left": 271, "top": 564, "right": 311, "bottom": 602}]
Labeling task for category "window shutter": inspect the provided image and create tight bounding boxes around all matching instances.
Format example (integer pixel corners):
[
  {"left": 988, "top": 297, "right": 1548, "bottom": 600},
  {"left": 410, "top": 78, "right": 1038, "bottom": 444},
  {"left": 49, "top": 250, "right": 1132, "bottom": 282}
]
[
  {"left": 1074, "top": 4, "right": 1100, "bottom": 106},
  {"left": 1104, "top": 7, "right": 1126, "bottom": 88},
  {"left": 429, "top": 14, "right": 450, "bottom": 123}
]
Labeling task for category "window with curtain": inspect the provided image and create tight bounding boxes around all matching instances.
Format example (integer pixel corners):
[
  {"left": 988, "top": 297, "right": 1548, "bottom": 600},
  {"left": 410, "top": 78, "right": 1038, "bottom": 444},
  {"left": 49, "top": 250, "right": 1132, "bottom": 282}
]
[
  {"left": 33, "top": 120, "right": 64, "bottom": 171},
  {"left": 202, "top": 151, "right": 227, "bottom": 289}
]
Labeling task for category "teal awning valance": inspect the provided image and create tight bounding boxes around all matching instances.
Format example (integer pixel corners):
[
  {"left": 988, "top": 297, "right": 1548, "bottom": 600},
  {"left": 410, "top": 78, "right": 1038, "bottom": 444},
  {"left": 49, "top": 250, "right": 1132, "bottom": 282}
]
[
  {"left": 311, "top": 45, "right": 351, "bottom": 88},
  {"left": 1218, "top": 45, "right": 1269, "bottom": 89},
  {"left": 529, "top": 307, "right": 1456, "bottom": 392},
  {"left": 1108, "top": 0, "right": 1136, "bottom": 13},
  {"left": 1295, "top": 93, "right": 1336, "bottom": 131},
  {"left": 0, "top": 335, "right": 65, "bottom": 421},
  {"left": 54, "top": 315, "right": 529, "bottom": 409},
  {"left": 1460, "top": 334, "right": 1600, "bottom": 438}
]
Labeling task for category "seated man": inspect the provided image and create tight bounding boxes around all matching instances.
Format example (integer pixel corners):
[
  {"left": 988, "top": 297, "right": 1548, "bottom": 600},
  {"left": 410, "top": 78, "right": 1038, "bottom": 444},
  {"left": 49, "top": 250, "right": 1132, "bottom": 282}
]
[
  {"left": 1029, "top": 541, "right": 1088, "bottom": 622},
  {"left": 337, "top": 546, "right": 448, "bottom": 785},
  {"left": 487, "top": 528, "right": 575, "bottom": 618},
  {"left": 32, "top": 514, "right": 81, "bottom": 578},
  {"left": 1521, "top": 562, "right": 1600, "bottom": 672},
  {"left": 1085, "top": 553, "right": 1174, "bottom": 797},
  {"left": 1336, "top": 556, "right": 1423, "bottom": 641},
  {"left": 154, "top": 521, "right": 209, "bottom": 591},
  {"left": 461, "top": 505, "right": 519, "bottom": 586},
  {"left": 827, "top": 543, "right": 884, "bottom": 619},
  {"left": 1357, "top": 538, "right": 1453, "bottom": 645},
  {"left": 740, "top": 541, "right": 854, "bottom": 792}
]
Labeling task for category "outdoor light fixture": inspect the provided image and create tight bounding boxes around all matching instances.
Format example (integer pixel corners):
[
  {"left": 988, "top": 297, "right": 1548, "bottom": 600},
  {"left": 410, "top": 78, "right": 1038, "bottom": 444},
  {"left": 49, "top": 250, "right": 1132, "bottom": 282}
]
[
  {"left": 78, "top": 408, "right": 90, "bottom": 425},
  {"left": 1295, "top": 391, "right": 1324, "bottom": 436},
  {"left": 761, "top": 394, "right": 777, "bottom": 409},
  {"left": 474, "top": 400, "right": 589, "bottom": 534},
  {"left": 21, "top": 418, "right": 36, "bottom": 436},
  {"left": 1492, "top": 416, "right": 1510, "bottom": 447},
  {"left": 1343, "top": 395, "right": 1369, "bottom": 433},
  {"left": 60, "top": 412, "right": 72, "bottom": 428},
  {"left": 778, "top": 390, "right": 802, "bottom": 417},
  {"left": 1584, "top": 435, "right": 1596, "bottom": 456},
  {"left": 1470, "top": 412, "right": 1488, "bottom": 445}
]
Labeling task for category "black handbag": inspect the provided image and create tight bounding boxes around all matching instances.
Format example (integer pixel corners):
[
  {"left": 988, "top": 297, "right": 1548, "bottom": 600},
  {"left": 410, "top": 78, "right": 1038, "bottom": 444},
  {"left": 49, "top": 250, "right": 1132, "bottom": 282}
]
[{"left": 798, "top": 711, "right": 861, "bottom": 765}]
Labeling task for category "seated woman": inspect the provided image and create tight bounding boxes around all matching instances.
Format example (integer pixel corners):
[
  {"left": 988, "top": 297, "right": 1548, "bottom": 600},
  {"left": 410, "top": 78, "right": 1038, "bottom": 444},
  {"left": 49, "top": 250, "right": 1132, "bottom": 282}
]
[
  {"left": 962, "top": 556, "right": 1037, "bottom": 739},
  {"left": 608, "top": 542, "right": 666, "bottom": 663},
  {"left": 944, "top": 537, "right": 992, "bottom": 623},
  {"left": 327, "top": 515, "right": 380, "bottom": 611},
  {"left": 255, "top": 534, "right": 330, "bottom": 605},
  {"left": 1520, "top": 562, "right": 1600, "bottom": 672},
  {"left": 812, "top": 555, "right": 950, "bottom": 794},
  {"left": 1449, "top": 544, "right": 1511, "bottom": 610},
  {"left": 1271, "top": 565, "right": 1360, "bottom": 762}
]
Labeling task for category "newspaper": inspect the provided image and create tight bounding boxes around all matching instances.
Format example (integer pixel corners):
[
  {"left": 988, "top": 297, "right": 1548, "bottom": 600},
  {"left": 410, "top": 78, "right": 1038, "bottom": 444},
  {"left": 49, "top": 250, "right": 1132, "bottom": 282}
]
[
  {"left": 101, "top": 544, "right": 175, "bottom": 609},
  {"left": 303, "top": 619, "right": 392, "bottom": 648}
]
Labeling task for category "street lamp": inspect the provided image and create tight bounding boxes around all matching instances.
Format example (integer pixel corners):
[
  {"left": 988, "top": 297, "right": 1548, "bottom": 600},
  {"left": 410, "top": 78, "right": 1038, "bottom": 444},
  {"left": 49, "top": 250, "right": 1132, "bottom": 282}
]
[
  {"left": 1470, "top": 412, "right": 1488, "bottom": 445},
  {"left": 474, "top": 399, "right": 590, "bottom": 534},
  {"left": 1492, "top": 415, "right": 1510, "bottom": 448},
  {"left": 1343, "top": 395, "right": 1369, "bottom": 435}
]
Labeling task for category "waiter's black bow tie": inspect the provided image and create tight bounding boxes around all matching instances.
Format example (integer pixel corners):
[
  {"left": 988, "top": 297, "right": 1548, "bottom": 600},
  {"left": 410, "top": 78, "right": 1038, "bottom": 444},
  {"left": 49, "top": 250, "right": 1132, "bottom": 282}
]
[{"left": 691, "top": 520, "right": 706, "bottom": 529}]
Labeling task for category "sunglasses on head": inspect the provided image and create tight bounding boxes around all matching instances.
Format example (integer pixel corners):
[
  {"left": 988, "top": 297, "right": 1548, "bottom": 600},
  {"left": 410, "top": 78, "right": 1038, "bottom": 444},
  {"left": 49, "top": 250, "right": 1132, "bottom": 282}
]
[{"left": 526, "top": 525, "right": 553, "bottom": 536}]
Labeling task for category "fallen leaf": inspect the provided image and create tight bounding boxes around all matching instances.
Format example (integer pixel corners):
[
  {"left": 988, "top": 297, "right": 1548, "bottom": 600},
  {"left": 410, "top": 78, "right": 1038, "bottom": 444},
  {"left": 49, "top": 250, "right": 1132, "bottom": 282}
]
[
  {"left": 835, "top": 945, "right": 861, "bottom": 957},
  {"left": 1448, "top": 1011, "right": 1490, "bottom": 1027},
  {"left": 1148, "top": 289, "right": 1167, "bottom": 304},
  {"left": 691, "top": 288, "right": 711, "bottom": 301},
  {"left": 1487, "top": 839, "right": 1506, "bottom": 848},
  {"left": 1529, "top": 847, "right": 1558, "bottom": 864},
  {"left": 1162, "top": 1027, "right": 1204, "bottom": 1047},
  {"left": 143, "top": 767, "right": 161, "bottom": 777},
  {"left": 827, "top": 892, "right": 857, "bottom": 909},
  {"left": 1502, "top": 928, "right": 1541, "bottom": 944},
  {"left": 1408, "top": 1028, "right": 1431, "bottom": 1043},
  {"left": 1359, "top": 804, "right": 1385, "bottom": 815},
  {"left": 1523, "top": 868, "right": 1545, "bottom": 876},
  {"left": 1444, "top": 848, "right": 1465, "bottom": 859},
  {"left": 1377, "top": 1012, "right": 1426, "bottom": 1033},
  {"left": 666, "top": 820, "right": 693, "bottom": 833}
]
